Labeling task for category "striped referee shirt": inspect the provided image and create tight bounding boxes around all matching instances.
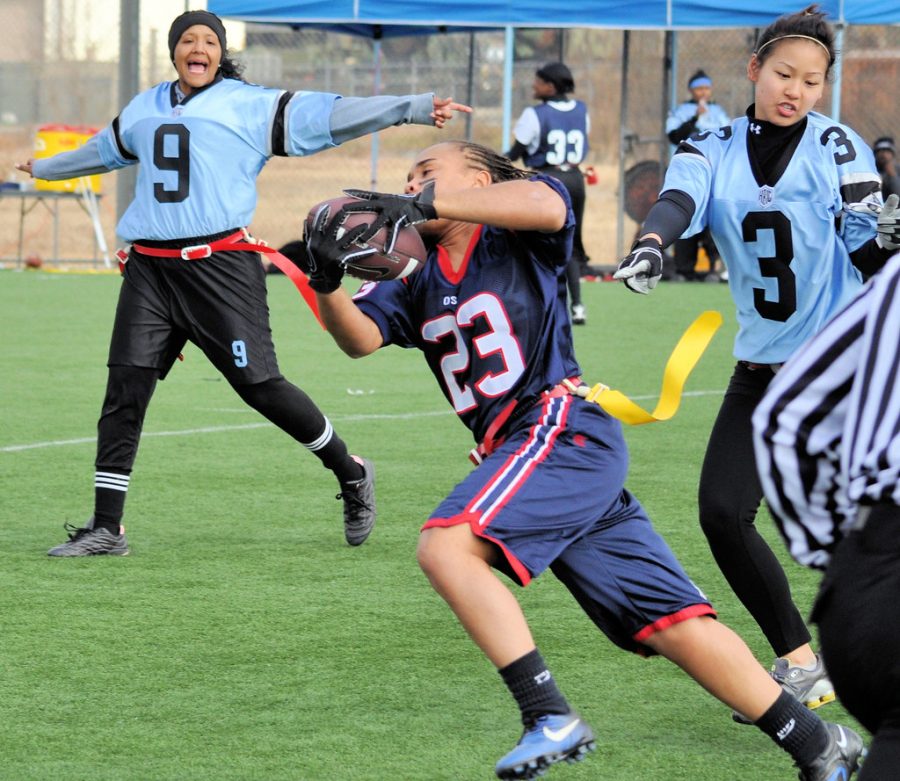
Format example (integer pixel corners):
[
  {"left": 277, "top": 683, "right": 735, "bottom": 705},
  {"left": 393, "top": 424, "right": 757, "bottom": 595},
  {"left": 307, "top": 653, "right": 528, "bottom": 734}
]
[{"left": 752, "top": 252, "right": 900, "bottom": 569}]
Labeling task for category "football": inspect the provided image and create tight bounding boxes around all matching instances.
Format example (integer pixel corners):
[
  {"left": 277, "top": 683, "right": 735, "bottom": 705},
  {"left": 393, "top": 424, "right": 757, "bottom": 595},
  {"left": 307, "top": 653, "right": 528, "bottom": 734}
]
[{"left": 305, "top": 195, "right": 427, "bottom": 281}]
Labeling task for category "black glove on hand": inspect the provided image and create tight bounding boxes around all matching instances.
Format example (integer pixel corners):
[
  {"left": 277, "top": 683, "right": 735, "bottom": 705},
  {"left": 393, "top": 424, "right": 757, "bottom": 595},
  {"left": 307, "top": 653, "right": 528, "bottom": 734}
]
[
  {"left": 302, "top": 203, "right": 375, "bottom": 293},
  {"left": 613, "top": 237, "right": 664, "bottom": 295},
  {"left": 342, "top": 182, "right": 437, "bottom": 252}
]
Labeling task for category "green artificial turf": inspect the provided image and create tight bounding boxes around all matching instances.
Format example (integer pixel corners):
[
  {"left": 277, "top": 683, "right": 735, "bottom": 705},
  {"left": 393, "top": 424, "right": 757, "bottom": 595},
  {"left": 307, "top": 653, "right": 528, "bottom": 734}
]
[{"left": 0, "top": 270, "right": 863, "bottom": 780}]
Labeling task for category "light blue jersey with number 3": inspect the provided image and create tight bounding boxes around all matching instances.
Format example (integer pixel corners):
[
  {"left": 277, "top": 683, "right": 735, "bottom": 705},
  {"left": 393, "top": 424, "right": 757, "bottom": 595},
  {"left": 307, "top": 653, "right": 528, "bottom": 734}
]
[{"left": 663, "top": 112, "right": 881, "bottom": 363}]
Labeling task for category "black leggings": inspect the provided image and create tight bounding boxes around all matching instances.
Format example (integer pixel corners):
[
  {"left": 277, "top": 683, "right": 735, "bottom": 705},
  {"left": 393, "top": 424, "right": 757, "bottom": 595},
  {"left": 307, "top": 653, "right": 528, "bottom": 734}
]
[
  {"left": 698, "top": 362, "right": 812, "bottom": 657},
  {"left": 96, "top": 367, "right": 352, "bottom": 476},
  {"left": 551, "top": 167, "right": 587, "bottom": 308}
]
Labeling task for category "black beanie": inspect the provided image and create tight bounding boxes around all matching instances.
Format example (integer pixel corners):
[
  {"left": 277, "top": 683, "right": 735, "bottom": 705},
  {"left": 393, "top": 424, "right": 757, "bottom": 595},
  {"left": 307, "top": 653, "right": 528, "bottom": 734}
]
[
  {"left": 536, "top": 62, "right": 575, "bottom": 94},
  {"left": 168, "top": 10, "right": 227, "bottom": 62}
]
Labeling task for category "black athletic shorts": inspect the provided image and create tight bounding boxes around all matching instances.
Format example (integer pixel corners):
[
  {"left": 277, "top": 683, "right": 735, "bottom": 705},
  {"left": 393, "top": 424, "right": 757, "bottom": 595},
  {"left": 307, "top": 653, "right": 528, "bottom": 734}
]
[{"left": 108, "top": 245, "right": 281, "bottom": 384}]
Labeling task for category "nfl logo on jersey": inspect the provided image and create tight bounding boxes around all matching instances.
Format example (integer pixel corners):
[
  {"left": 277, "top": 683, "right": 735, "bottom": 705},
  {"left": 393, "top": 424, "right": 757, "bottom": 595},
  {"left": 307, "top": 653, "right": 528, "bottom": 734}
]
[{"left": 758, "top": 185, "right": 775, "bottom": 207}]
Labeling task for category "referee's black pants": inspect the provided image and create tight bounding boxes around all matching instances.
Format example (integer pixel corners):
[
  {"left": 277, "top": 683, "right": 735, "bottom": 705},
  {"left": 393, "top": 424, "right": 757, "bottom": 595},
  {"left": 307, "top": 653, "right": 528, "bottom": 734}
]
[
  {"left": 814, "top": 503, "right": 900, "bottom": 780},
  {"left": 698, "top": 362, "right": 812, "bottom": 657}
]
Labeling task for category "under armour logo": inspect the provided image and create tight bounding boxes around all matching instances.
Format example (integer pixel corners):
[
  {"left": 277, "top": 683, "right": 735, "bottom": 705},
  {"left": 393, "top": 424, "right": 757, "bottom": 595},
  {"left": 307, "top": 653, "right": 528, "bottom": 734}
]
[{"left": 749, "top": 123, "right": 762, "bottom": 135}]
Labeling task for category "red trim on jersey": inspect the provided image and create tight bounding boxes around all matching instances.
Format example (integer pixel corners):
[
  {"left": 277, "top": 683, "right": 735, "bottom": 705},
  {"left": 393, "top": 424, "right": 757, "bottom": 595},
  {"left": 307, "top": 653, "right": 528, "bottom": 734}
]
[
  {"left": 632, "top": 603, "right": 717, "bottom": 644},
  {"left": 422, "top": 513, "right": 533, "bottom": 586},
  {"left": 436, "top": 225, "right": 483, "bottom": 284}
]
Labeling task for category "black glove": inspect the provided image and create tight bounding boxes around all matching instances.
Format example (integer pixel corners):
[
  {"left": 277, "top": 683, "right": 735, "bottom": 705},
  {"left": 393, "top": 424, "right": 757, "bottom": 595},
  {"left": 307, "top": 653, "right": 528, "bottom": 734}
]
[
  {"left": 613, "top": 237, "right": 664, "bottom": 295},
  {"left": 302, "top": 202, "right": 376, "bottom": 293},
  {"left": 341, "top": 182, "right": 437, "bottom": 252}
]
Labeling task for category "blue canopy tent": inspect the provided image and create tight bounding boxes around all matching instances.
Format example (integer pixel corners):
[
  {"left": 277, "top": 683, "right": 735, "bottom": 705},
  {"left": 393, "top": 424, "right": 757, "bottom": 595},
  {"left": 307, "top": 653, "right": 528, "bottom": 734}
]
[
  {"left": 210, "top": 0, "right": 900, "bottom": 128},
  {"left": 209, "top": 0, "right": 900, "bottom": 28},
  {"left": 209, "top": 0, "right": 900, "bottom": 253}
]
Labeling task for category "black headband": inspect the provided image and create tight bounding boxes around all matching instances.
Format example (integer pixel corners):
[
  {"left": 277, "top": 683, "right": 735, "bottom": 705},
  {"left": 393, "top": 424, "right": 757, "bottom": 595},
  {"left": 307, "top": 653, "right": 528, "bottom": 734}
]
[{"left": 168, "top": 11, "right": 227, "bottom": 62}]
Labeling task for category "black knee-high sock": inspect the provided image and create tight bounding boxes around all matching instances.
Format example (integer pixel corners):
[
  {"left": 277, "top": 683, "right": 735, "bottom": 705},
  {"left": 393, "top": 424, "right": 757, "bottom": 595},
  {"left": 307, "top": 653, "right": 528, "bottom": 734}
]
[
  {"left": 93, "top": 470, "right": 130, "bottom": 533},
  {"left": 234, "top": 377, "right": 363, "bottom": 484},
  {"left": 755, "top": 690, "right": 829, "bottom": 767},
  {"left": 93, "top": 366, "right": 158, "bottom": 532},
  {"left": 499, "top": 649, "right": 571, "bottom": 726}
]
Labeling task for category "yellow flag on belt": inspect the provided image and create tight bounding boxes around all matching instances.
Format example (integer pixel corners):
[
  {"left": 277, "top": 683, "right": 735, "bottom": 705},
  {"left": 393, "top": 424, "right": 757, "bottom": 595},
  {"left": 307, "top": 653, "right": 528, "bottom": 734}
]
[{"left": 573, "top": 310, "right": 723, "bottom": 425}]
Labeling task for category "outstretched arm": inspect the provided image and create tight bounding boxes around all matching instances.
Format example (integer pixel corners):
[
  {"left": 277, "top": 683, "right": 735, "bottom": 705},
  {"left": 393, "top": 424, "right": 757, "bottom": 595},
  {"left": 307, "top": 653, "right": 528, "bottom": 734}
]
[
  {"left": 329, "top": 94, "right": 471, "bottom": 145},
  {"left": 430, "top": 96, "right": 472, "bottom": 129},
  {"left": 614, "top": 189, "right": 695, "bottom": 294},
  {"left": 16, "top": 135, "right": 114, "bottom": 180}
]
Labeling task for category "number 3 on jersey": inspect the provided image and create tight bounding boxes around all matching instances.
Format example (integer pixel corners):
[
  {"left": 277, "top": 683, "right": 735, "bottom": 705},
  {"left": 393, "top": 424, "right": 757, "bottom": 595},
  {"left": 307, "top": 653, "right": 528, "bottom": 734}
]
[
  {"left": 422, "top": 293, "right": 526, "bottom": 413},
  {"left": 743, "top": 210, "right": 797, "bottom": 322}
]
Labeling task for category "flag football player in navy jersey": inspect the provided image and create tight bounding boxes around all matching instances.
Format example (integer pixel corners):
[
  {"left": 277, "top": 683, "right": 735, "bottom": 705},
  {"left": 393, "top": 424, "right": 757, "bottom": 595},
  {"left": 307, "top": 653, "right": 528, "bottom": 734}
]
[
  {"left": 298, "top": 139, "right": 865, "bottom": 780},
  {"left": 16, "top": 10, "right": 470, "bottom": 556},
  {"left": 506, "top": 62, "right": 590, "bottom": 325},
  {"left": 615, "top": 3, "right": 900, "bottom": 718}
]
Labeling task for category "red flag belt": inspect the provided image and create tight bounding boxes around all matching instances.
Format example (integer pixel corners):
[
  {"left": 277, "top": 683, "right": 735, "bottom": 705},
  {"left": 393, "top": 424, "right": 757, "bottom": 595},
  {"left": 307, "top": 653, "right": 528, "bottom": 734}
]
[{"left": 131, "top": 231, "right": 324, "bottom": 329}]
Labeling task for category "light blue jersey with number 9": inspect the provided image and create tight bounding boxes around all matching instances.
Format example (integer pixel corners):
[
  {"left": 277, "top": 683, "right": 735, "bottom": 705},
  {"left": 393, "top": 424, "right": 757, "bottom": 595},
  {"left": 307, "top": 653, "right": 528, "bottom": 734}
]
[
  {"left": 663, "top": 112, "right": 881, "bottom": 363},
  {"left": 92, "top": 79, "right": 337, "bottom": 241}
]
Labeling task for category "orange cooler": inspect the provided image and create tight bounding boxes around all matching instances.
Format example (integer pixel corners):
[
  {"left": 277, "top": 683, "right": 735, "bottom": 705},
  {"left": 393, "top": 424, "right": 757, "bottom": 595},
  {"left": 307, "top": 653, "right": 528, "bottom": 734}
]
[{"left": 34, "top": 124, "right": 102, "bottom": 193}]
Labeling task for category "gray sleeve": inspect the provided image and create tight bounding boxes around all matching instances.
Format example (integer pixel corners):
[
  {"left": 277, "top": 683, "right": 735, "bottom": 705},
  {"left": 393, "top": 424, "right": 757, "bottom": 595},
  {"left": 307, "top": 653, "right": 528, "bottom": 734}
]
[
  {"left": 31, "top": 135, "right": 116, "bottom": 180},
  {"left": 329, "top": 93, "right": 434, "bottom": 145}
]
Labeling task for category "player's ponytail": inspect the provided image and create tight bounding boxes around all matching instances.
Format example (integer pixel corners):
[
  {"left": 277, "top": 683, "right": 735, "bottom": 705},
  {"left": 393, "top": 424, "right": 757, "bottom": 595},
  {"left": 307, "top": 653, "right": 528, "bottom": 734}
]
[{"left": 219, "top": 53, "right": 246, "bottom": 82}]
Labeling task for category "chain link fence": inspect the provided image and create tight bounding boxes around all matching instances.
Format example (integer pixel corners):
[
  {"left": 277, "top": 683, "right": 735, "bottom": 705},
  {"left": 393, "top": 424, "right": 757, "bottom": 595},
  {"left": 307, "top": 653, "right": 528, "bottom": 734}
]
[{"left": 1, "top": 1, "right": 898, "bottom": 267}]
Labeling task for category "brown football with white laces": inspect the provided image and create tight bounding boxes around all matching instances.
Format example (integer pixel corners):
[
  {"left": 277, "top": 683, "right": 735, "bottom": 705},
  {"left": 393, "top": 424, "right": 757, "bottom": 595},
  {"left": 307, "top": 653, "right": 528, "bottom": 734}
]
[{"left": 305, "top": 195, "right": 427, "bottom": 281}]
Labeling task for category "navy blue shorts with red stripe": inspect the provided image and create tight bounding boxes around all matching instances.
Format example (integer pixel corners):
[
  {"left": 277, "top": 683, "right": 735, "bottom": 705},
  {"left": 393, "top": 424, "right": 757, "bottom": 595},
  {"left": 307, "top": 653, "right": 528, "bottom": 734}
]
[{"left": 424, "top": 393, "right": 715, "bottom": 654}]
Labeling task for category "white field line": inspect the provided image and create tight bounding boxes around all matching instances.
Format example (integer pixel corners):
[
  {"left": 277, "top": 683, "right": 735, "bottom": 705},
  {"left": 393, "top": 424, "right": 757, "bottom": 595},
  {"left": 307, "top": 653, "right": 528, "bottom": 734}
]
[{"left": 1, "top": 389, "right": 724, "bottom": 453}]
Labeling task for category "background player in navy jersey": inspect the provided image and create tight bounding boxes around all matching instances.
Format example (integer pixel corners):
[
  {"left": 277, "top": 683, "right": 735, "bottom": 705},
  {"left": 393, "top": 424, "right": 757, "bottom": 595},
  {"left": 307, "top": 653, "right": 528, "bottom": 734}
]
[
  {"left": 754, "top": 251, "right": 900, "bottom": 780},
  {"left": 15, "top": 10, "right": 470, "bottom": 556},
  {"left": 298, "top": 139, "right": 865, "bottom": 780},
  {"left": 506, "top": 62, "right": 590, "bottom": 325},
  {"left": 614, "top": 3, "right": 900, "bottom": 719}
]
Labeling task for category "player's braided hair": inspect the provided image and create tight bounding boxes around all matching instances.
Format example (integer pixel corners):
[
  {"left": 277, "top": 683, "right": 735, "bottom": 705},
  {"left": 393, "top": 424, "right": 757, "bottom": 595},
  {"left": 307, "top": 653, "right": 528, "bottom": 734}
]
[
  {"left": 754, "top": 4, "right": 836, "bottom": 74},
  {"left": 451, "top": 141, "right": 534, "bottom": 183}
]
